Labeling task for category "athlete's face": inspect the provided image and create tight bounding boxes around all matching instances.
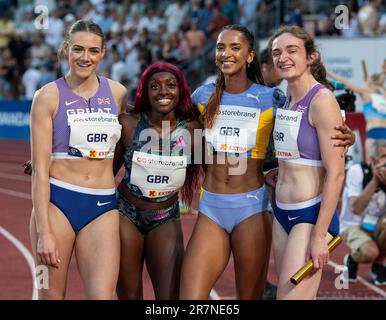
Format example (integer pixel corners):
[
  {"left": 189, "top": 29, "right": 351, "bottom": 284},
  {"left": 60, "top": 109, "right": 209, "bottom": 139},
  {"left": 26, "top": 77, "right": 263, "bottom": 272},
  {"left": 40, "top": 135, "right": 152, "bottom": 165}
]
[
  {"left": 148, "top": 72, "right": 179, "bottom": 116},
  {"left": 215, "top": 30, "right": 254, "bottom": 77},
  {"left": 66, "top": 31, "right": 105, "bottom": 79},
  {"left": 271, "top": 33, "right": 315, "bottom": 81}
]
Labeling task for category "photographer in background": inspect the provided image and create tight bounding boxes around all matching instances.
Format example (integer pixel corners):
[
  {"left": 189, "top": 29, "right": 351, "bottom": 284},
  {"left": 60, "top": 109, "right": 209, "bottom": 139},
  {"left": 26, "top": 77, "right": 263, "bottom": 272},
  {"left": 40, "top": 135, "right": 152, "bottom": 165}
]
[{"left": 340, "top": 140, "right": 386, "bottom": 286}]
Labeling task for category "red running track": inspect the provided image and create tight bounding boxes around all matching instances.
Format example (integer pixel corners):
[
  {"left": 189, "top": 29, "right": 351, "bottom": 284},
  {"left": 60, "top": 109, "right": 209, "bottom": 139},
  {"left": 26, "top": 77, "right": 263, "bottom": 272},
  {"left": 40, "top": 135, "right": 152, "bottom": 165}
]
[{"left": 0, "top": 140, "right": 385, "bottom": 300}]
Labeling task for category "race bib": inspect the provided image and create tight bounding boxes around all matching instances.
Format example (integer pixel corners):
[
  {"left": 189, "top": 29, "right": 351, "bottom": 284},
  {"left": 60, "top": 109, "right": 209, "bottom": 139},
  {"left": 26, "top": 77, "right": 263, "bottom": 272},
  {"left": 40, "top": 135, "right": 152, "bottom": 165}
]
[
  {"left": 273, "top": 108, "right": 302, "bottom": 159},
  {"left": 205, "top": 105, "right": 260, "bottom": 153},
  {"left": 130, "top": 151, "right": 187, "bottom": 198},
  {"left": 68, "top": 113, "right": 121, "bottom": 158}
]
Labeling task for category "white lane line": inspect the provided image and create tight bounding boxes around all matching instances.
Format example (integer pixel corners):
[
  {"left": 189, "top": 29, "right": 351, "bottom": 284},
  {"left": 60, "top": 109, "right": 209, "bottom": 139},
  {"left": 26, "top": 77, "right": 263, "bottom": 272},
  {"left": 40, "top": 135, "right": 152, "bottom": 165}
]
[
  {"left": 210, "top": 288, "right": 221, "bottom": 300},
  {"left": 0, "top": 172, "right": 30, "bottom": 182},
  {"left": 0, "top": 226, "right": 37, "bottom": 300},
  {"left": 0, "top": 188, "right": 31, "bottom": 199},
  {"left": 328, "top": 260, "right": 386, "bottom": 299}
]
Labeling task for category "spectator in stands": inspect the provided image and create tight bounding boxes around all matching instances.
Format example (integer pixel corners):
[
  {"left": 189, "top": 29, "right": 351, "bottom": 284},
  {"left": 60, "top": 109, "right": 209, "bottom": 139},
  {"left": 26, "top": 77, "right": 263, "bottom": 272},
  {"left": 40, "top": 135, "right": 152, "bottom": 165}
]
[
  {"left": 207, "top": 7, "right": 229, "bottom": 40},
  {"left": 28, "top": 34, "right": 53, "bottom": 70},
  {"left": 0, "top": 12, "right": 15, "bottom": 50},
  {"left": 197, "top": 0, "right": 214, "bottom": 37},
  {"left": 358, "top": 0, "right": 382, "bottom": 36},
  {"left": 138, "top": 7, "right": 163, "bottom": 34},
  {"left": 164, "top": 0, "right": 189, "bottom": 34},
  {"left": 340, "top": 140, "right": 386, "bottom": 285},
  {"left": 238, "top": 0, "right": 260, "bottom": 34},
  {"left": 110, "top": 48, "right": 128, "bottom": 82},
  {"left": 184, "top": 18, "right": 206, "bottom": 55},
  {"left": 285, "top": 0, "right": 306, "bottom": 28},
  {"left": 219, "top": 0, "right": 238, "bottom": 25},
  {"left": 340, "top": 2, "right": 362, "bottom": 38},
  {"left": 22, "top": 61, "right": 42, "bottom": 100},
  {"left": 43, "top": 9, "right": 64, "bottom": 49}
]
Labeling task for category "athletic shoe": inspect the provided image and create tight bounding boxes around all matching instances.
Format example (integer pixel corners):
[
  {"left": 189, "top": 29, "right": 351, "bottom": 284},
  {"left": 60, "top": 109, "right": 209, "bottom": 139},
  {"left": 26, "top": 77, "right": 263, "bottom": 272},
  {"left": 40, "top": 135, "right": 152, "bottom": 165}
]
[
  {"left": 369, "top": 262, "right": 386, "bottom": 286},
  {"left": 343, "top": 254, "right": 358, "bottom": 282},
  {"left": 263, "top": 281, "right": 277, "bottom": 300}
]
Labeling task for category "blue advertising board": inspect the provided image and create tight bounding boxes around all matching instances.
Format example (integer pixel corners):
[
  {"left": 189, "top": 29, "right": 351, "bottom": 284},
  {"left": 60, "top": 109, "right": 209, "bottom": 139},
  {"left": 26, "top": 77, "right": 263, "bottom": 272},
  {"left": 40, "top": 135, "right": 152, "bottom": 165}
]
[{"left": 0, "top": 100, "right": 31, "bottom": 140}]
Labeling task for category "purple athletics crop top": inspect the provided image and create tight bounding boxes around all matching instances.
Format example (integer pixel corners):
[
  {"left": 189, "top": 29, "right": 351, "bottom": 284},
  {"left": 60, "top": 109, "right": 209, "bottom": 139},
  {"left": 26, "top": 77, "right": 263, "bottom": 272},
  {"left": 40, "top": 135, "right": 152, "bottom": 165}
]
[
  {"left": 52, "top": 76, "right": 119, "bottom": 159},
  {"left": 282, "top": 83, "right": 325, "bottom": 166}
]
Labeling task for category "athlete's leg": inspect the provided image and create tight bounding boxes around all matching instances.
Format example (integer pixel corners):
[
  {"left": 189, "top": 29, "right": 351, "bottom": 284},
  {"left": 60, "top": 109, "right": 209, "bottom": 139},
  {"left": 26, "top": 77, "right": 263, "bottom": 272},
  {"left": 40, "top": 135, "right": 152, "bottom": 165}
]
[
  {"left": 276, "top": 223, "right": 333, "bottom": 300},
  {"left": 75, "top": 210, "right": 120, "bottom": 299},
  {"left": 145, "top": 219, "right": 184, "bottom": 299},
  {"left": 272, "top": 216, "right": 289, "bottom": 276},
  {"left": 180, "top": 214, "right": 231, "bottom": 299},
  {"left": 116, "top": 215, "right": 145, "bottom": 300},
  {"left": 29, "top": 203, "right": 75, "bottom": 300},
  {"left": 231, "top": 212, "right": 271, "bottom": 299}
]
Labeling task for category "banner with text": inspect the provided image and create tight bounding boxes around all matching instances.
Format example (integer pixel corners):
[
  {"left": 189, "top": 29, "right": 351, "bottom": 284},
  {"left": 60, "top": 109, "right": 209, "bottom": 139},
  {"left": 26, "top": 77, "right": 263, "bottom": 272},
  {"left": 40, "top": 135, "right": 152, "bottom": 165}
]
[{"left": 0, "top": 100, "right": 31, "bottom": 140}]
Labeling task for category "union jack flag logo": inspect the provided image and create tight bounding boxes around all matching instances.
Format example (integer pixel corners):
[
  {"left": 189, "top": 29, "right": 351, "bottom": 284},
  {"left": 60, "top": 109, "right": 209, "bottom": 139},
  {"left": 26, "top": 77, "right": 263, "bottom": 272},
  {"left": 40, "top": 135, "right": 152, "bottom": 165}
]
[
  {"left": 297, "top": 105, "right": 308, "bottom": 113},
  {"left": 98, "top": 97, "right": 110, "bottom": 105}
]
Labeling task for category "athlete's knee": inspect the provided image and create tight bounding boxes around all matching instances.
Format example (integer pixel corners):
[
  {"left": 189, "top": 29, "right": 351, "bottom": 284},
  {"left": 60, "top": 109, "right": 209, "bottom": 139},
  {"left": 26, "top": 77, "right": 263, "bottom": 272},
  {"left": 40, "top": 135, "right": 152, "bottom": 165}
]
[
  {"left": 359, "top": 243, "right": 379, "bottom": 262},
  {"left": 87, "top": 288, "right": 116, "bottom": 300},
  {"left": 116, "top": 281, "right": 142, "bottom": 300},
  {"left": 38, "top": 288, "right": 66, "bottom": 300}
]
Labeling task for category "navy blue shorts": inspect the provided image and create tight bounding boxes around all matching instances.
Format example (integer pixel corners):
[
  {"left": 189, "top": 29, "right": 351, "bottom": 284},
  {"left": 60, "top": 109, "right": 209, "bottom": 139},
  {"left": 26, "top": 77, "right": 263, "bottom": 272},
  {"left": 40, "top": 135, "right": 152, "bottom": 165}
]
[
  {"left": 273, "top": 194, "right": 339, "bottom": 236},
  {"left": 50, "top": 178, "right": 117, "bottom": 234}
]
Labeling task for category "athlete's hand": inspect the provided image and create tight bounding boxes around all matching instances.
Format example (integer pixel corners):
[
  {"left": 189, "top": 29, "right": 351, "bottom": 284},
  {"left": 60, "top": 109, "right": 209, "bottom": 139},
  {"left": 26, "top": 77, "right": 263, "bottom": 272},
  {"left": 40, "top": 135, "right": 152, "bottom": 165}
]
[
  {"left": 308, "top": 234, "right": 329, "bottom": 271},
  {"left": 37, "top": 233, "right": 60, "bottom": 268},
  {"left": 23, "top": 160, "right": 32, "bottom": 175},
  {"left": 264, "top": 168, "right": 278, "bottom": 188},
  {"left": 331, "top": 124, "right": 355, "bottom": 158}
]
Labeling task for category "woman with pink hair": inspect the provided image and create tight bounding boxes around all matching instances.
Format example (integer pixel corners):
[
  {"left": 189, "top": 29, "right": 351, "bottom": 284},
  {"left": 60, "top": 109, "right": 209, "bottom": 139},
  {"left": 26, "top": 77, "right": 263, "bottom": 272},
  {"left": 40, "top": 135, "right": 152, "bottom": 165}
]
[{"left": 113, "top": 62, "right": 202, "bottom": 299}]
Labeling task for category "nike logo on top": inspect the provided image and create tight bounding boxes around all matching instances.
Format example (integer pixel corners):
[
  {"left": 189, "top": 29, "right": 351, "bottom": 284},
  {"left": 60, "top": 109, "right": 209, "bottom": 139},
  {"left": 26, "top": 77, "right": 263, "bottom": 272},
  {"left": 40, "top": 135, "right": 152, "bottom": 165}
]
[
  {"left": 97, "top": 200, "right": 112, "bottom": 206},
  {"left": 65, "top": 99, "right": 78, "bottom": 106},
  {"left": 288, "top": 215, "right": 300, "bottom": 221}
]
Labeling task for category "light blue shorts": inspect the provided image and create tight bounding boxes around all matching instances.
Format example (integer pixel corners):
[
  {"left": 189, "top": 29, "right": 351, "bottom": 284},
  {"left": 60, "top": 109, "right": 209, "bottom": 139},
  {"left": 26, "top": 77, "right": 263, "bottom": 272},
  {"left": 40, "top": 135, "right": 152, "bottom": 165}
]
[{"left": 199, "top": 185, "right": 269, "bottom": 233}]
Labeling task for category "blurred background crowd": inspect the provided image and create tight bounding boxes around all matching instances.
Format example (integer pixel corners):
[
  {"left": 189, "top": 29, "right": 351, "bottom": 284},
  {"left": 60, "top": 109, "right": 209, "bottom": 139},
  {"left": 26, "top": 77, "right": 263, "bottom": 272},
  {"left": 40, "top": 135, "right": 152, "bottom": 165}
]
[{"left": 0, "top": 0, "right": 385, "bottom": 102}]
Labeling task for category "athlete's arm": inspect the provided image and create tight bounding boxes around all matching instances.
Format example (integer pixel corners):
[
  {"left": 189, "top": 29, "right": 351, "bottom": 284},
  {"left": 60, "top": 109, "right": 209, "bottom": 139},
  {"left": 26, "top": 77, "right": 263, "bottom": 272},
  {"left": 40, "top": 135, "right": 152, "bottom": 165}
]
[
  {"left": 30, "top": 83, "right": 60, "bottom": 268},
  {"left": 327, "top": 70, "right": 369, "bottom": 96},
  {"left": 309, "top": 89, "right": 345, "bottom": 269}
]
